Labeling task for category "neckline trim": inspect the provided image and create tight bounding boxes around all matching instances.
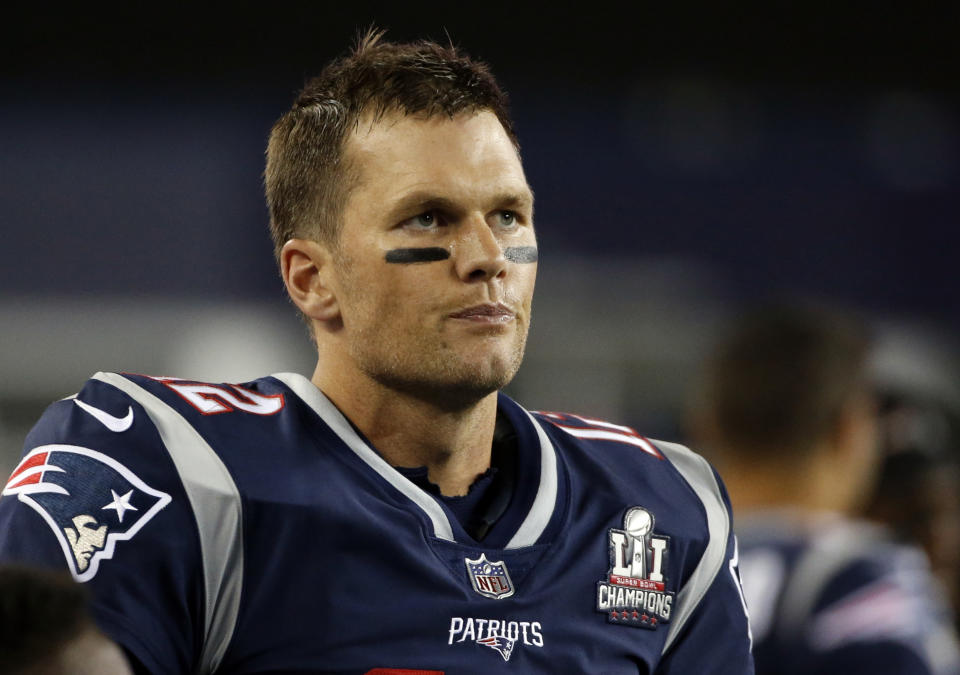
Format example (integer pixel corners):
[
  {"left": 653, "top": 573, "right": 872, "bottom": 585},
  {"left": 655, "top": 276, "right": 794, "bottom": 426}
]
[{"left": 270, "top": 372, "right": 557, "bottom": 548}]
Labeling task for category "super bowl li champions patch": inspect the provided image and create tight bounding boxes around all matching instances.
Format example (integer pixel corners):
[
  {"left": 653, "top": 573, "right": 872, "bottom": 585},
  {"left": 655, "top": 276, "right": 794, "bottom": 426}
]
[{"left": 596, "top": 506, "right": 674, "bottom": 629}]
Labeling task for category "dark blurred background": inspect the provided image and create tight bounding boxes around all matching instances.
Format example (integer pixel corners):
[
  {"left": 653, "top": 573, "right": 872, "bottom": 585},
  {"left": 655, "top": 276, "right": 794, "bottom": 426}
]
[{"left": 2, "top": 2, "right": 959, "bottom": 471}]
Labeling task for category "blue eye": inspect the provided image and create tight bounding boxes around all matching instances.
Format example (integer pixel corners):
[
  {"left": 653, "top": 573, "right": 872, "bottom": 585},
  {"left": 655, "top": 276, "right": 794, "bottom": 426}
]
[
  {"left": 497, "top": 211, "right": 518, "bottom": 229},
  {"left": 405, "top": 212, "right": 439, "bottom": 230}
]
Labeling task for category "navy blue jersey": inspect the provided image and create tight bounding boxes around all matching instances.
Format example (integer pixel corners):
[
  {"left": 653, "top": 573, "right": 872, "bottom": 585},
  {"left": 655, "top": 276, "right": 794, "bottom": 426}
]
[
  {"left": 0, "top": 372, "right": 753, "bottom": 674},
  {"left": 737, "top": 512, "right": 960, "bottom": 675}
]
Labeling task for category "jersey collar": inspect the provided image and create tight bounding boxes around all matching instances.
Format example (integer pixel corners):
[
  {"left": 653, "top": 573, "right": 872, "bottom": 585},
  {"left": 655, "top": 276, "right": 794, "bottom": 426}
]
[{"left": 271, "top": 372, "right": 559, "bottom": 549}]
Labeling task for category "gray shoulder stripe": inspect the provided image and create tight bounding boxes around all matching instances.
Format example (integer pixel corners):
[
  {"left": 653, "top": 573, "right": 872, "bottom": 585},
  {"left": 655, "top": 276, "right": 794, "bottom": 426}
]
[
  {"left": 505, "top": 412, "right": 557, "bottom": 549},
  {"left": 93, "top": 372, "right": 243, "bottom": 675},
  {"left": 271, "top": 372, "right": 454, "bottom": 542},
  {"left": 654, "top": 439, "right": 731, "bottom": 656}
]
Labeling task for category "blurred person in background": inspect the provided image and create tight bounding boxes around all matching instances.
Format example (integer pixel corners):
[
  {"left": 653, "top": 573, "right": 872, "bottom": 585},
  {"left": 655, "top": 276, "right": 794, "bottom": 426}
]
[
  {"left": 864, "top": 391, "right": 960, "bottom": 622},
  {"left": 0, "top": 564, "right": 133, "bottom": 674},
  {"left": 688, "top": 302, "right": 960, "bottom": 674}
]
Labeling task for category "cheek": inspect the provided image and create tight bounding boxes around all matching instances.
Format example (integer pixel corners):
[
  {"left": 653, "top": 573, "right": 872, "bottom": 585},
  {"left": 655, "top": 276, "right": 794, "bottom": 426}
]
[
  {"left": 358, "top": 267, "right": 446, "bottom": 320},
  {"left": 512, "top": 265, "right": 538, "bottom": 308}
]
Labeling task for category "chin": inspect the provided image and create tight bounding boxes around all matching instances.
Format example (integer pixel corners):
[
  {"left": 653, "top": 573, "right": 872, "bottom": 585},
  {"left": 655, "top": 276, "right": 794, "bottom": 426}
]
[
  {"left": 434, "top": 357, "right": 516, "bottom": 401},
  {"left": 434, "top": 377, "right": 511, "bottom": 411},
  {"left": 358, "top": 335, "right": 526, "bottom": 408},
  {"left": 459, "top": 349, "right": 522, "bottom": 388},
  {"left": 378, "top": 359, "right": 517, "bottom": 411}
]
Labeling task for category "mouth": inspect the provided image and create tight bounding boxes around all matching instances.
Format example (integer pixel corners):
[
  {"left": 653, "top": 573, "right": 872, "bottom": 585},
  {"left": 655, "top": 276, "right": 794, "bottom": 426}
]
[{"left": 449, "top": 303, "right": 516, "bottom": 324}]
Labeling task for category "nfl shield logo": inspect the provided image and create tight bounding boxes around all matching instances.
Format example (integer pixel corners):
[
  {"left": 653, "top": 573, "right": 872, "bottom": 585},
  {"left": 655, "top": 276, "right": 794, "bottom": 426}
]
[{"left": 465, "top": 553, "right": 515, "bottom": 599}]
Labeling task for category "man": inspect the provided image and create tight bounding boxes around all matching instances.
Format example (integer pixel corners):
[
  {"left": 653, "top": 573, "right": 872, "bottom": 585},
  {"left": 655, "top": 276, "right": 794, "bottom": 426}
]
[
  {"left": 689, "top": 303, "right": 960, "bottom": 674},
  {"left": 0, "top": 31, "right": 753, "bottom": 673},
  {"left": 0, "top": 564, "right": 133, "bottom": 674}
]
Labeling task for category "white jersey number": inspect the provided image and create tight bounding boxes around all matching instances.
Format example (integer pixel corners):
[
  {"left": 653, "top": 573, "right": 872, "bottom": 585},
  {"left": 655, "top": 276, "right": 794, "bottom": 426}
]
[{"left": 157, "top": 379, "right": 284, "bottom": 416}]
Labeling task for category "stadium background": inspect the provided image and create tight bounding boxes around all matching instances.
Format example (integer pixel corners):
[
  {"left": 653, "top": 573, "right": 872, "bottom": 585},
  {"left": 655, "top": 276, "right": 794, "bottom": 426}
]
[{"left": 1, "top": 3, "right": 958, "bottom": 475}]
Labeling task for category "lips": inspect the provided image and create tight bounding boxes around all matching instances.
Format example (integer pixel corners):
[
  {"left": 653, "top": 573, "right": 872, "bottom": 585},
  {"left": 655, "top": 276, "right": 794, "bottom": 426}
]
[{"left": 449, "top": 303, "right": 516, "bottom": 322}]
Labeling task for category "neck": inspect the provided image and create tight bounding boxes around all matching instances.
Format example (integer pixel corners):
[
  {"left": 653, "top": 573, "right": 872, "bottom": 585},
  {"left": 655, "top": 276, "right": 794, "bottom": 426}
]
[{"left": 311, "top": 361, "right": 498, "bottom": 497}]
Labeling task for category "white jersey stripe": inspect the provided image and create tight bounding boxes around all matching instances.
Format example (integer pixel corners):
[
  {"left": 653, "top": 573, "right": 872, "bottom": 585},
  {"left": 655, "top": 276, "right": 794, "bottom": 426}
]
[
  {"left": 276, "top": 373, "right": 559, "bottom": 549},
  {"left": 505, "top": 411, "right": 558, "bottom": 549},
  {"left": 556, "top": 427, "right": 661, "bottom": 457},
  {"left": 568, "top": 415, "right": 638, "bottom": 435},
  {"left": 272, "top": 372, "right": 456, "bottom": 542},
  {"left": 653, "top": 439, "right": 732, "bottom": 656},
  {"left": 93, "top": 372, "right": 243, "bottom": 675},
  {"left": 536, "top": 411, "right": 640, "bottom": 436}
]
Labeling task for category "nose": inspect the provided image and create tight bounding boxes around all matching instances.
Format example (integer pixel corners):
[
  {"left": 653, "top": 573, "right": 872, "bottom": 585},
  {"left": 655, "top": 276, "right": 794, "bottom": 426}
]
[{"left": 454, "top": 216, "right": 507, "bottom": 283}]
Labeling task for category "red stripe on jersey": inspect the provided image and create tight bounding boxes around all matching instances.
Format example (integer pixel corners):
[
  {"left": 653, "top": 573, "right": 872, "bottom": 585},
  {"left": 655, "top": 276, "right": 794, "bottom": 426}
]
[{"left": 6, "top": 452, "right": 50, "bottom": 490}]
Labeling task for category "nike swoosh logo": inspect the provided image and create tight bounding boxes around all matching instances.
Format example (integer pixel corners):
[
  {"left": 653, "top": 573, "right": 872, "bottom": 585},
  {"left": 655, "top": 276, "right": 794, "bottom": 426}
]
[{"left": 74, "top": 398, "right": 134, "bottom": 432}]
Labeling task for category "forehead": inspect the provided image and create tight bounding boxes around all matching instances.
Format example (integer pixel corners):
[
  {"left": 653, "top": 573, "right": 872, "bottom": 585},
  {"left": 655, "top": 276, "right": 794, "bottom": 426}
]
[{"left": 343, "top": 110, "right": 531, "bottom": 210}]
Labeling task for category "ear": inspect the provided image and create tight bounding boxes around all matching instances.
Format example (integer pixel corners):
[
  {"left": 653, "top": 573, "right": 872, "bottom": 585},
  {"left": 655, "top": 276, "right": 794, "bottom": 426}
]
[
  {"left": 830, "top": 393, "right": 879, "bottom": 466},
  {"left": 280, "top": 238, "right": 341, "bottom": 323},
  {"left": 825, "top": 392, "right": 880, "bottom": 508}
]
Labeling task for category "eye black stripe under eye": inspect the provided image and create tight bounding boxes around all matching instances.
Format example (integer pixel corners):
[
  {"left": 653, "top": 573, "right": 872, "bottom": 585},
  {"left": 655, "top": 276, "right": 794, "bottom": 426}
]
[
  {"left": 385, "top": 247, "right": 451, "bottom": 263},
  {"left": 504, "top": 247, "right": 538, "bottom": 263}
]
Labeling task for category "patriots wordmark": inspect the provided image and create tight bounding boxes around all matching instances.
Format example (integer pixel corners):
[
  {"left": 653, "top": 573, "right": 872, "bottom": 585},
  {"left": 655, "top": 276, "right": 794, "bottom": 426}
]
[
  {"left": 596, "top": 506, "right": 675, "bottom": 629},
  {"left": 447, "top": 616, "right": 545, "bottom": 662}
]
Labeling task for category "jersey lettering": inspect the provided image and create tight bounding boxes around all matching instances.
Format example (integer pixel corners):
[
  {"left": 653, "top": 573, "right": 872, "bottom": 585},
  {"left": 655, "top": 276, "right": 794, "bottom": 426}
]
[
  {"left": 537, "top": 412, "right": 662, "bottom": 458},
  {"left": 155, "top": 378, "right": 285, "bottom": 416}
]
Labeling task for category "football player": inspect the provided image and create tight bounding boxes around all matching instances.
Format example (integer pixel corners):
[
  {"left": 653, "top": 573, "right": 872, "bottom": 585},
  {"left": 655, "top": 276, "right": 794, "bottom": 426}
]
[
  {"left": 690, "top": 302, "right": 960, "bottom": 675},
  {"left": 0, "top": 30, "right": 754, "bottom": 673}
]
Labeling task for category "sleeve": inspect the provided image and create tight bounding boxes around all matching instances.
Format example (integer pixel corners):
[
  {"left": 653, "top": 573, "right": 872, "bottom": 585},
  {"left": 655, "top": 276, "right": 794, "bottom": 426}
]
[
  {"left": 0, "top": 375, "right": 206, "bottom": 674},
  {"left": 655, "top": 528, "right": 755, "bottom": 674},
  {"left": 651, "top": 440, "right": 755, "bottom": 675}
]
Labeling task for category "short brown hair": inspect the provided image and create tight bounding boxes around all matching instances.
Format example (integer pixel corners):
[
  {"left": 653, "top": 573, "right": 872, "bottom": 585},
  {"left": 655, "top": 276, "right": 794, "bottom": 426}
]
[
  {"left": 696, "top": 302, "right": 872, "bottom": 458},
  {"left": 264, "top": 28, "right": 517, "bottom": 261}
]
